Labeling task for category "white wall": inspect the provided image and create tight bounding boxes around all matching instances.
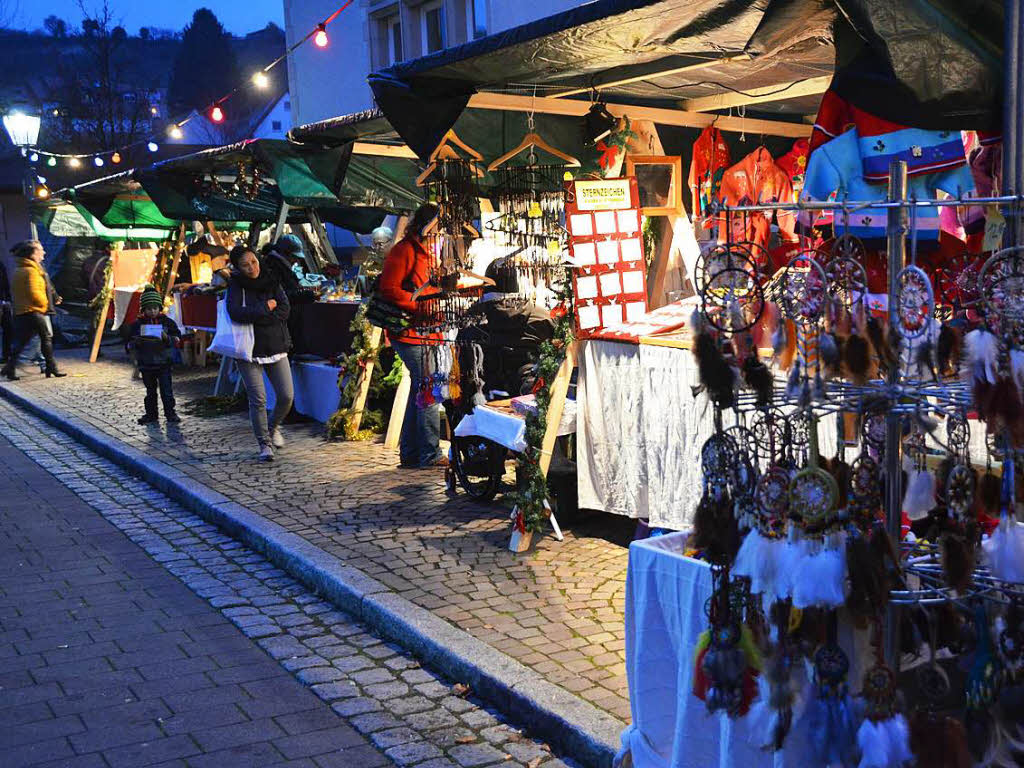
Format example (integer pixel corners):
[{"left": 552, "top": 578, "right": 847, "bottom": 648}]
[
  {"left": 284, "top": 0, "right": 588, "bottom": 129},
  {"left": 251, "top": 94, "right": 293, "bottom": 140}
]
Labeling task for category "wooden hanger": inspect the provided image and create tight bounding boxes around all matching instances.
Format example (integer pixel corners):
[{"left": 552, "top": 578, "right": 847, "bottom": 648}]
[
  {"left": 416, "top": 144, "right": 484, "bottom": 187},
  {"left": 429, "top": 129, "right": 483, "bottom": 162},
  {"left": 487, "top": 131, "right": 580, "bottom": 172}
]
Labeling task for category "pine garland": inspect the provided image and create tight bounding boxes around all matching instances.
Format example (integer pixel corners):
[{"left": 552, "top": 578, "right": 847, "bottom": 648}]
[
  {"left": 326, "top": 306, "right": 381, "bottom": 441},
  {"left": 89, "top": 255, "right": 114, "bottom": 327},
  {"left": 509, "top": 269, "right": 575, "bottom": 534}
]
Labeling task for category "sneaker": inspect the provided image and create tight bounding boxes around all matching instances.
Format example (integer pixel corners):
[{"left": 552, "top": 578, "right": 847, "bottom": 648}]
[
  {"left": 138, "top": 414, "right": 158, "bottom": 425},
  {"left": 166, "top": 412, "right": 182, "bottom": 424},
  {"left": 259, "top": 444, "right": 275, "bottom": 462},
  {"left": 271, "top": 428, "right": 285, "bottom": 448}
]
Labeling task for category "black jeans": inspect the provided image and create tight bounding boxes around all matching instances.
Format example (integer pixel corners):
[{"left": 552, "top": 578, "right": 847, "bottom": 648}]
[
  {"left": 141, "top": 367, "right": 176, "bottom": 417},
  {"left": 0, "top": 304, "right": 13, "bottom": 362},
  {"left": 7, "top": 312, "right": 57, "bottom": 372}
]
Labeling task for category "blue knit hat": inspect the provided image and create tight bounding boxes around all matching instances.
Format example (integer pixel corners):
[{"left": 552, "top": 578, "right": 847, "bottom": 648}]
[{"left": 275, "top": 234, "right": 304, "bottom": 256}]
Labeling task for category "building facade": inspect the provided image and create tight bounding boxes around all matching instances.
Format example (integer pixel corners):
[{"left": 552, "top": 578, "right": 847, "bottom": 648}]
[{"left": 282, "top": 0, "right": 582, "bottom": 127}]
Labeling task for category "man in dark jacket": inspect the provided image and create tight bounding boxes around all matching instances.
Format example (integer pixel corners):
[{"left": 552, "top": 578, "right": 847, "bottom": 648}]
[
  {"left": 122, "top": 285, "right": 181, "bottom": 424},
  {"left": 458, "top": 258, "right": 555, "bottom": 397}
]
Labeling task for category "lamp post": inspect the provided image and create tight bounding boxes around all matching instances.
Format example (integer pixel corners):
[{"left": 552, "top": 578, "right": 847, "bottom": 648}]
[{"left": 3, "top": 109, "right": 43, "bottom": 239}]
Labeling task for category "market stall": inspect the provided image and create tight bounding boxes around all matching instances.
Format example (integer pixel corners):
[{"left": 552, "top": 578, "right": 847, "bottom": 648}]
[{"left": 345, "top": 1, "right": 1023, "bottom": 766}]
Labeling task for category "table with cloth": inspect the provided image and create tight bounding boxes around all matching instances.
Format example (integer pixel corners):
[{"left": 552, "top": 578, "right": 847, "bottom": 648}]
[
  {"left": 617, "top": 531, "right": 870, "bottom": 768},
  {"left": 452, "top": 396, "right": 577, "bottom": 452},
  {"left": 264, "top": 359, "right": 341, "bottom": 424}
]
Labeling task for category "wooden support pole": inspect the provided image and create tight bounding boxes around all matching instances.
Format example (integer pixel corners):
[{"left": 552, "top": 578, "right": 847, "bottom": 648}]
[
  {"left": 468, "top": 91, "right": 810, "bottom": 139},
  {"left": 163, "top": 223, "right": 186, "bottom": 300},
  {"left": 384, "top": 361, "right": 410, "bottom": 449},
  {"left": 89, "top": 247, "right": 117, "bottom": 363},
  {"left": 538, "top": 341, "right": 577, "bottom": 476},
  {"left": 348, "top": 326, "right": 384, "bottom": 433},
  {"left": 272, "top": 202, "right": 290, "bottom": 242},
  {"left": 308, "top": 209, "right": 338, "bottom": 266}
]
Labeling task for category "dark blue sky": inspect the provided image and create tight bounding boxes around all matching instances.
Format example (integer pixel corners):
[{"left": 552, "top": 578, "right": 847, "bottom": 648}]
[{"left": 18, "top": 1, "right": 285, "bottom": 36}]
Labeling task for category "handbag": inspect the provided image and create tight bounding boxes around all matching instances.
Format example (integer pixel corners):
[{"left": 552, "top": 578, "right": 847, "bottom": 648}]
[
  {"left": 365, "top": 294, "right": 413, "bottom": 332},
  {"left": 208, "top": 288, "right": 255, "bottom": 361}
]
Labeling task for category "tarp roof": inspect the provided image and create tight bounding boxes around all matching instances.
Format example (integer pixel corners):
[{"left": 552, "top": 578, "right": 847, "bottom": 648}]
[{"left": 366, "top": 0, "right": 1002, "bottom": 160}]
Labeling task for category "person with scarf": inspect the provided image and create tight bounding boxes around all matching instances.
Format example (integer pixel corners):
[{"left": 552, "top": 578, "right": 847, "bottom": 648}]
[
  {"left": 226, "top": 245, "right": 294, "bottom": 462},
  {"left": 1, "top": 240, "right": 64, "bottom": 380}
]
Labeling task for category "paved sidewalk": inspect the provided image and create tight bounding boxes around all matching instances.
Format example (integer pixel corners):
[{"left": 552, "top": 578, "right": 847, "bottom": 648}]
[
  {"left": 0, "top": 399, "right": 579, "bottom": 768},
  {"left": 0, "top": 349, "right": 633, "bottom": 725}
]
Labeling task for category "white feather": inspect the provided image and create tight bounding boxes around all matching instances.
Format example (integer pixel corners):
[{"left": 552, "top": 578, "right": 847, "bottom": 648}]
[
  {"left": 982, "top": 516, "right": 1024, "bottom": 583},
  {"left": 857, "top": 719, "right": 891, "bottom": 768},
  {"left": 792, "top": 533, "right": 847, "bottom": 609},
  {"left": 964, "top": 328, "right": 999, "bottom": 385},
  {"left": 903, "top": 470, "right": 936, "bottom": 520},
  {"left": 1011, "top": 349, "right": 1024, "bottom": 394},
  {"left": 774, "top": 534, "right": 808, "bottom": 600}
]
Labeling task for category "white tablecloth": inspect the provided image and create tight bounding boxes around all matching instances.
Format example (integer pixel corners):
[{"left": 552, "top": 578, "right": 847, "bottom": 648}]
[
  {"left": 618, "top": 532, "right": 868, "bottom": 768},
  {"left": 265, "top": 360, "right": 341, "bottom": 424},
  {"left": 453, "top": 400, "right": 577, "bottom": 453},
  {"left": 577, "top": 340, "right": 840, "bottom": 530}
]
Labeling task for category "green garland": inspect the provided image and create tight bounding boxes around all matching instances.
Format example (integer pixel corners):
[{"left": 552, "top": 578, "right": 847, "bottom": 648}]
[
  {"left": 509, "top": 270, "right": 576, "bottom": 534},
  {"left": 89, "top": 254, "right": 113, "bottom": 328},
  {"left": 326, "top": 306, "right": 381, "bottom": 441}
]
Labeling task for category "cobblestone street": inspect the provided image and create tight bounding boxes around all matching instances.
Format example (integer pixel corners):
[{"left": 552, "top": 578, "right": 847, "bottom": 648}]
[
  {"left": 0, "top": 349, "right": 632, "bottom": 725},
  {"left": 0, "top": 396, "right": 580, "bottom": 768}
]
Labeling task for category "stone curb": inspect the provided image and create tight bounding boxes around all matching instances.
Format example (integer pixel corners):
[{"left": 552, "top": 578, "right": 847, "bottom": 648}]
[{"left": 0, "top": 382, "right": 624, "bottom": 768}]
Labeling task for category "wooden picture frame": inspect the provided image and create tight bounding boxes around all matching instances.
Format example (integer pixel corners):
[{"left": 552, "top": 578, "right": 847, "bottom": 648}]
[{"left": 626, "top": 155, "right": 682, "bottom": 216}]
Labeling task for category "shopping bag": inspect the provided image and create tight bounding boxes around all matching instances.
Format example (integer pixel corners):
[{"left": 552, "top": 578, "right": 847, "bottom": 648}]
[{"left": 208, "top": 292, "right": 254, "bottom": 361}]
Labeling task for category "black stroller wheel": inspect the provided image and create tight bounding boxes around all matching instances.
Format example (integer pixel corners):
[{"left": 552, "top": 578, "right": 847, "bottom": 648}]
[{"left": 451, "top": 436, "right": 504, "bottom": 502}]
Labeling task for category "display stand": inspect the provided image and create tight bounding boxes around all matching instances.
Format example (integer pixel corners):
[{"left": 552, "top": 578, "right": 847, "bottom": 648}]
[
  {"left": 347, "top": 325, "right": 384, "bottom": 434},
  {"left": 384, "top": 361, "right": 410, "bottom": 449},
  {"left": 89, "top": 246, "right": 117, "bottom": 363}
]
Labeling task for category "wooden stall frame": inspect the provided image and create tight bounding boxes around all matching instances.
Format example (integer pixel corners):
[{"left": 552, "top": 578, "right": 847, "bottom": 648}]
[
  {"left": 384, "top": 361, "right": 411, "bottom": 449},
  {"left": 89, "top": 245, "right": 118, "bottom": 363},
  {"left": 347, "top": 325, "right": 384, "bottom": 434}
]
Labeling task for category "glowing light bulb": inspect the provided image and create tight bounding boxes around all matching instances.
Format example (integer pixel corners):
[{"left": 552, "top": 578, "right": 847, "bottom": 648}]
[
  {"left": 147, "top": 141, "right": 158, "bottom": 152},
  {"left": 169, "top": 125, "right": 183, "bottom": 139},
  {"left": 111, "top": 152, "right": 121, "bottom": 164},
  {"left": 29, "top": 152, "right": 38, "bottom": 162},
  {"left": 35, "top": 184, "right": 50, "bottom": 199},
  {"left": 252, "top": 71, "right": 269, "bottom": 88},
  {"left": 68, "top": 157, "right": 82, "bottom": 168},
  {"left": 47, "top": 156, "right": 56, "bottom": 167},
  {"left": 210, "top": 106, "right": 224, "bottom": 123},
  {"left": 313, "top": 24, "right": 328, "bottom": 48},
  {"left": 94, "top": 156, "right": 104, "bottom": 167}
]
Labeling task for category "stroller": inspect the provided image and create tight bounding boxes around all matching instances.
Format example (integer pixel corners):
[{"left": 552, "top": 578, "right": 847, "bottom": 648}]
[{"left": 445, "top": 300, "right": 553, "bottom": 502}]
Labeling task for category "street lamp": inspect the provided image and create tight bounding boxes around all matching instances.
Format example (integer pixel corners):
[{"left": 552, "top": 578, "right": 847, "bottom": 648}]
[{"left": 3, "top": 110, "right": 41, "bottom": 149}]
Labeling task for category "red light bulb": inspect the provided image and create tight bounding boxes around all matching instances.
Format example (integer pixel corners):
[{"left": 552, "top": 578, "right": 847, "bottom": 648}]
[
  {"left": 313, "top": 24, "right": 328, "bottom": 48},
  {"left": 210, "top": 105, "right": 224, "bottom": 123}
]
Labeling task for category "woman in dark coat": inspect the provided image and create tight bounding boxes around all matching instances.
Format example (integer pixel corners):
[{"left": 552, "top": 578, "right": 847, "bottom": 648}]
[{"left": 225, "top": 246, "right": 294, "bottom": 462}]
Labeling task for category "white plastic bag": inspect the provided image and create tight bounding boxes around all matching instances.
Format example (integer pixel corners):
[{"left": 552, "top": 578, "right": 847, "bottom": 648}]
[{"left": 208, "top": 291, "right": 254, "bottom": 361}]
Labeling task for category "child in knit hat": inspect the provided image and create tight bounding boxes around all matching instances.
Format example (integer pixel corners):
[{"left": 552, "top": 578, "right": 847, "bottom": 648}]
[{"left": 123, "top": 285, "right": 182, "bottom": 424}]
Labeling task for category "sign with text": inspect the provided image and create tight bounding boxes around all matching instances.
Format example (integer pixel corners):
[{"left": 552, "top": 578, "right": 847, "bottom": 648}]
[
  {"left": 565, "top": 177, "right": 648, "bottom": 339},
  {"left": 573, "top": 178, "right": 633, "bottom": 211}
]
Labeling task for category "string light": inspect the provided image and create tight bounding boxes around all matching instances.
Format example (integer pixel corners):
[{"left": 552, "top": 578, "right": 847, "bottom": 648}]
[
  {"left": 29, "top": 152, "right": 38, "bottom": 162},
  {"left": 34, "top": 183, "right": 50, "bottom": 199},
  {"left": 25, "top": 6, "right": 351, "bottom": 172}
]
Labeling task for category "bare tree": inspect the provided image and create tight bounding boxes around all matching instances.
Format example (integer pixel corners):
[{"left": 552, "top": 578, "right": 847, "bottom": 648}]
[
  {"left": 51, "top": 1, "right": 152, "bottom": 152},
  {"left": 0, "top": 1, "right": 20, "bottom": 30}
]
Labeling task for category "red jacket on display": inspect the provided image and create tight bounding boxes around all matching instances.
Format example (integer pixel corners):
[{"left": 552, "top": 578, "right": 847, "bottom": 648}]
[
  {"left": 717, "top": 146, "right": 799, "bottom": 252},
  {"left": 688, "top": 126, "right": 731, "bottom": 229}
]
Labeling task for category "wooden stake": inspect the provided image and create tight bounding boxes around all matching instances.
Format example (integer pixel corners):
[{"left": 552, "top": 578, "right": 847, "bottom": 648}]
[
  {"left": 538, "top": 341, "right": 576, "bottom": 476},
  {"left": 89, "top": 247, "right": 117, "bottom": 363},
  {"left": 348, "top": 326, "right": 384, "bottom": 433},
  {"left": 163, "top": 223, "right": 186, "bottom": 300},
  {"left": 384, "top": 361, "right": 410, "bottom": 449}
]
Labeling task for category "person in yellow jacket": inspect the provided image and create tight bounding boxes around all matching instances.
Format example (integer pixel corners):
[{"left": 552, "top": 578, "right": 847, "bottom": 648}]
[{"left": 2, "top": 240, "right": 65, "bottom": 380}]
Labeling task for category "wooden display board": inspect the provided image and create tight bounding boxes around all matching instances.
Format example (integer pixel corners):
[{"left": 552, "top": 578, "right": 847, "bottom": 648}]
[{"left": 564, "top": 177, "right": 649, "bottom": 338}]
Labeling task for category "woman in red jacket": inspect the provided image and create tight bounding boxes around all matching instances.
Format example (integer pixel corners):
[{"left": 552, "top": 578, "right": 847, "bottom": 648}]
[{"left": 378, "top": 204, "right": 447, "bottom": 468}]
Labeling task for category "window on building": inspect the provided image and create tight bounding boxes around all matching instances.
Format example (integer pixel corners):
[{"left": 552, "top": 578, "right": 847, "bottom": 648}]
[
  {"left": 272, "top": 120, "right": 282, "bottom": 131},
  {"left": 386, "top": 12, "right": 402, "bottom": 64},
  {"left": 284, "top": 100, "right": 291, "bottom": 111},
  {"left": 421, "top": 0, "right": 445, "bottom": 54},
  {"left": 467, "top": 0, "right": 486, "bottom": 39}
]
